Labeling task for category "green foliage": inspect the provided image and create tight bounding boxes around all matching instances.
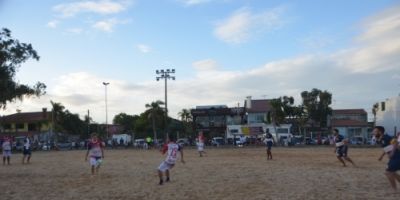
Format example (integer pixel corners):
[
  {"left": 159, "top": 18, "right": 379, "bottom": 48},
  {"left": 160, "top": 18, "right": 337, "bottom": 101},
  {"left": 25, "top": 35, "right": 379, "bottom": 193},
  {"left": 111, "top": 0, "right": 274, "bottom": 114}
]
[
  {"left": 301, "top": 88, "right": 332, "bottom": 127},
  {"left": 113, "top": 113, "right": 138, "bottom": 133},
  {"left": 0, "top": 28, "right": 46, "bottom": 108}
]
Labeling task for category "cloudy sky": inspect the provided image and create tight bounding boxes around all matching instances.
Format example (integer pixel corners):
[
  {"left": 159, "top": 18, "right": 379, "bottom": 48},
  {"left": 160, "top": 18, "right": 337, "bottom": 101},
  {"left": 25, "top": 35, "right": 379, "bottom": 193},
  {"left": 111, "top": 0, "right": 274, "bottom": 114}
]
[{"left": 0, "top": 0, "right": 399, "bottom": 123}]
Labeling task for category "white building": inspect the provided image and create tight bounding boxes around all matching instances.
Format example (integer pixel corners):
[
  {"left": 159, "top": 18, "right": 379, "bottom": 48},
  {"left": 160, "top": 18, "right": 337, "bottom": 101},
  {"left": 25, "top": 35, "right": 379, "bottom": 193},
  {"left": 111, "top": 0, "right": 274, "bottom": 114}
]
[{"left": 376, "top": 95, "right": 400, "bottom": 136}]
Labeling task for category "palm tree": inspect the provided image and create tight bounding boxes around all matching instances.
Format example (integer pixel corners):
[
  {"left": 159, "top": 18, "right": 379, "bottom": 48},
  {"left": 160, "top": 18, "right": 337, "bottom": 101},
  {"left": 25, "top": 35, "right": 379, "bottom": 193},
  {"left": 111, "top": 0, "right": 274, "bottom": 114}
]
[
  {"left": 267, "top": 98, "right": 286, "bottom": 144},
  {"left": 178, "top": 109, "right": 192, "bottom": 137},
  {"left": 50, "top": 101, "right": 65, "bottom": 133},
  {"left": 145, "top": 100, "right": 165, "bottom": 144},
  {"left": 178, "top": 109, "right": 192, "bottom": 123}
]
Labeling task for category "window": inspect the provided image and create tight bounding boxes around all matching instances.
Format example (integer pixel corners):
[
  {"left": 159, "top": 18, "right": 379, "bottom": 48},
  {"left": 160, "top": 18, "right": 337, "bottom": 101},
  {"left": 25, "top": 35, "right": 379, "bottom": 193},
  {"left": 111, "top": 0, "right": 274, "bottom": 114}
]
[
  {"left": 277, "top": 128, "right": 288, "bottom": 134},
  {"left": 16, "top": 123, "right": 25, "bottom": 129},
  {"left": 28, "top": 123, "right": 37, "bottom": 131},
  {"left": 3, "top": 124, "right": 11, "bottom": 129},
  {"left": 230, "top": 129, "right": 239, "bottom": 134}
]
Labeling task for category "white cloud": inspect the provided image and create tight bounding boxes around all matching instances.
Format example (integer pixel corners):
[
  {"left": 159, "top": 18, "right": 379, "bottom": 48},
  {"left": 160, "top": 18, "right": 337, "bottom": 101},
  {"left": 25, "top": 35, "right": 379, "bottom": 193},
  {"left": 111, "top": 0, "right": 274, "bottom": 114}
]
[
  {"left": 192, "top": 59, "right": 219, "bottom": 71},
  {"left": 92, "top": 18, "right": 129, "bottom": 32},
  {"left": 46, "top": 20, "right": 59, "bottom": 28},
  {"left": 335, "top": 5, "right": 400, "bottom": 73},
  {"left": 214, "top": 6, "right": 286, "bottom": 44},
  {"left": 53, "top": 0, "right": 131, "bottom": 18},
  {"left": 137, "top": 44, "right": 152, "bottom": 53}
]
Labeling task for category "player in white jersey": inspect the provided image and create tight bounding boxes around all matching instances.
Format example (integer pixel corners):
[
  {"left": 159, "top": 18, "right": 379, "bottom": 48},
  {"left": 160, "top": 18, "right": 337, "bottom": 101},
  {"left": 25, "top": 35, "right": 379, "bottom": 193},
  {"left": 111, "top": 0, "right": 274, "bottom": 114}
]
[
  {"left": 2, "top": 136, "right": 12, "bottom": 165},
  {"left": 85, "top": 133, "right": 105, "bottom": 175},
  {"left": 158, "top": 135, "right": 185, "bottom": 185},
  {"left": 197, "top": 131, "right": 206, "bottom": 157}
]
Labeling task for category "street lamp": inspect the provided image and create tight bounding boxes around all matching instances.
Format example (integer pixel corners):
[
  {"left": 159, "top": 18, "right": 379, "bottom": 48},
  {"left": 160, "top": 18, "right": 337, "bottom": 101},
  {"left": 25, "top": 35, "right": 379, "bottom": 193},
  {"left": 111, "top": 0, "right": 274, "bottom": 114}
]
[
  {"left": 103, "top": 82, "right": 110, "bottom": 138},
  {"left": 156, "top": 69, "right": 175, "bottom": 140}
]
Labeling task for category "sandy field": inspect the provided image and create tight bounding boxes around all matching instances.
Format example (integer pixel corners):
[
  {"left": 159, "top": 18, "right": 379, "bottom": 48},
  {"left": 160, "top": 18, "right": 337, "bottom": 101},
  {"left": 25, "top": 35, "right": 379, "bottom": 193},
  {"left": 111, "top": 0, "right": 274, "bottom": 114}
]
[{"left": 1, "top": 146, "right": 399, "bottom": 200}]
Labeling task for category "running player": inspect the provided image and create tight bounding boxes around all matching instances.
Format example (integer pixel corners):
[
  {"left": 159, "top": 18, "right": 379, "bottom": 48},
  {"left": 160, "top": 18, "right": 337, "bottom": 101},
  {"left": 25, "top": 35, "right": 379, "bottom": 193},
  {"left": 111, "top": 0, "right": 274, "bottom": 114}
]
[
  {"left": 385, "top": 139, "right": 400, "bottom": 190},
  {"left": 157, "top": 134, "right": 185, "bottom": 185},
  {"left": 374, "top": 126, "right": 393, "bottom": 161},
  {"left": 85, "top": 133, "right": 105, "bottom": 175},
  {"left": 341, "top": 139, "right": 356, "bottom": 166},
  {"left": 2, "top": 136, "right": 12, "bottom": 165},
  {"left": 333, "top": 129, "right": 348, "bottom": 167}
]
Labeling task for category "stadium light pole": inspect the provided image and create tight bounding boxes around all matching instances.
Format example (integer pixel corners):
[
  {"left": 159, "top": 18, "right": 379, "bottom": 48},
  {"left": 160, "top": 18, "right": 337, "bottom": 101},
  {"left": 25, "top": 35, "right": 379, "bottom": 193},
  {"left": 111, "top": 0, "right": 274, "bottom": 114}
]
[
  {"left": 156, "top": 69, "right": 175, "bottom": 140},
  {"left": 103, "top": 82, "right": 110, "bottom": 138}
]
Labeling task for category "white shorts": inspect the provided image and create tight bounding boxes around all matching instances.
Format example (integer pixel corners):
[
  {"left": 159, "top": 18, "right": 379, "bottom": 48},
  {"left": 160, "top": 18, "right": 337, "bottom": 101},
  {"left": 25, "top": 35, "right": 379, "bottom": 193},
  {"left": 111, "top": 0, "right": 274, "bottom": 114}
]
[
  {"left": 2, "top": 150, "right": 11, "bottom": 157},
  {"left": 197, "top": 143, "right": 204, "bottom": 151},
  {"left": 89, "top": 157, "right": 103, "bottom": 167},
  {"left": 158, "top": 161, "right": 174, "bottom": 172}
]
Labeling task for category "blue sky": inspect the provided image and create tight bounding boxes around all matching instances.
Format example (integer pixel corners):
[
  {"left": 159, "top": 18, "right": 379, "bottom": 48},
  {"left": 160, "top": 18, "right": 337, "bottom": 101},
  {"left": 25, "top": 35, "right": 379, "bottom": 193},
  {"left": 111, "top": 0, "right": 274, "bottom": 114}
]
[{"left": 1, "top": 0, "right": 399, "bottom": 123}]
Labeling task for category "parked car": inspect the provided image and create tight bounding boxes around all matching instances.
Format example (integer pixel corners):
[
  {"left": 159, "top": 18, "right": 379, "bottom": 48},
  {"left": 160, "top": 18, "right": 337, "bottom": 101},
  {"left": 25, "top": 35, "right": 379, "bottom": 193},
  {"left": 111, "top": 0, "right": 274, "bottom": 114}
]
[
  {"left": 211, "top": 137, "right": 225, "bottom": 146},
  {"left": 176, "top": 138, "right": 190, "bottom": 146},
  {"left": 133, "top": 139, "right": 146, "bottom": 148}
]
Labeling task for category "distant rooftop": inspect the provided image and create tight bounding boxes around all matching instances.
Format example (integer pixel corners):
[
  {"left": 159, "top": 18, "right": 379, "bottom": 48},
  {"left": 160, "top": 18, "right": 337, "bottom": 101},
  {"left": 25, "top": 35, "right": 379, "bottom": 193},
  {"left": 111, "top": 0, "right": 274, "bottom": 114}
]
[
  {"left": 195, "top": 105, "right": 228, "bottom": 109},
  {"left": 1, "top": 112, "right": 52, "bottom": 123},
  {"left": 332, "top": 109, "right": 367, "bottom": 115}
]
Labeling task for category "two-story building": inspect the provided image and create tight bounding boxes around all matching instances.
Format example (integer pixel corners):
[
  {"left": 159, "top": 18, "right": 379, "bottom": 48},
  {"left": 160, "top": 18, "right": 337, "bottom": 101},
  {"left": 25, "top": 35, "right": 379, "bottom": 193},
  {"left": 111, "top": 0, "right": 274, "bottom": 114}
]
[
  {"left": 191, "top": 105, "right": 245, "bottom": 139},
  {"left": 329, "top": 109, "right": 369, "bottom": 139}
]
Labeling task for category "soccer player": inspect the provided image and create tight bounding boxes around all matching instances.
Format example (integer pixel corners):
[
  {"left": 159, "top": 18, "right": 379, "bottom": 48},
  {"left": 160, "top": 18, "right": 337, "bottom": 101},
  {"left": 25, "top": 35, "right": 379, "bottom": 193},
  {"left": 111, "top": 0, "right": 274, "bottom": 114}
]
[
  {"left": 341, "top": 139, "right": 356, "bottom": 166},
  {"left": 157, "top": 134, "right": 185, "bottom": 185},
  {"left": 22, "top": 136, "right": 32, "bottom": 164},
  {"left": 197, "top": 131, "right": 206, "bottom": 157},
  {"left": 263, "top": 130, "right": 274, "bottom": 160},
  {"left": 374, "top": 126, "right": 393, "bottom": 161},
  {"left": 2, "top": 136, "right": 12, "bottom": 165},
  {"left": 384, "top": 139, "right": 400, "bottom": 190},
  {"left": 333, "top": 129, "right": 348, "bottom": 167},
  {"left": 85, "top": 133, "right": 105, "bottom": 175}
]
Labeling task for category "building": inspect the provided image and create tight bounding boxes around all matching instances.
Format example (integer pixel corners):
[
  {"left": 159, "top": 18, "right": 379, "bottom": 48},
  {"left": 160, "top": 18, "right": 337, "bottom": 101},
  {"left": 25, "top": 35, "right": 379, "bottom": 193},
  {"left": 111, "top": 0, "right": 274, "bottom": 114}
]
[
  {"left": 330, "top": 109, "right": 369, "bottom": 139},
  {"left": 243, "top": 96, "right": 272, "bottom": 124},
  {"left": 191, "top": 105, "right": 245, "bottom": 139},
  {"left": 0, "top": 109, "right": 53, "bottom": 136},
  {"left": 376, "top": 95, "right": 400, "bottom": 135}
]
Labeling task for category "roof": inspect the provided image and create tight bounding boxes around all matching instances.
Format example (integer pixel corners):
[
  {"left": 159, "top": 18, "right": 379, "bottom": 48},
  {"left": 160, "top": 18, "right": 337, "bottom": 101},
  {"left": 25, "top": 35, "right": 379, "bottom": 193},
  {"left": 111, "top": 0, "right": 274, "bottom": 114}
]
[
  {"left": 1, "top": 112, "right": 52, "bottom": 123},
  {"left": 332, "top": 109, "right": 367, "bottom": 115},
  {"left": 196, "top": 105, "right": 228, "bottom": 109},
  {"left": 331, "top": 119, "right": 369, "bottom": 127},
  {"left": 245, "top": 99, "right": 272, "bottom": 113}
]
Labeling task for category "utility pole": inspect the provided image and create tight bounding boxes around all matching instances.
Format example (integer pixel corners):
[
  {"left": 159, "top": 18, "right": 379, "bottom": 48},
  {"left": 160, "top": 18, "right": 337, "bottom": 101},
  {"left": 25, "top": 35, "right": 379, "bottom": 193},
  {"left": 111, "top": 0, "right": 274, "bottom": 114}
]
[{"left": 156, "top": 69, "right": 176, "bottom": 140}]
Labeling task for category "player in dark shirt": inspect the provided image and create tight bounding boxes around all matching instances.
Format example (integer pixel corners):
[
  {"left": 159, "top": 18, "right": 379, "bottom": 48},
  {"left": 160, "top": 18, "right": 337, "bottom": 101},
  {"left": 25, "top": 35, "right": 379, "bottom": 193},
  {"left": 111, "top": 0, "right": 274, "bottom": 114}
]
[{"left": 384, "top": 139, "right": 400, "bottom": 190}]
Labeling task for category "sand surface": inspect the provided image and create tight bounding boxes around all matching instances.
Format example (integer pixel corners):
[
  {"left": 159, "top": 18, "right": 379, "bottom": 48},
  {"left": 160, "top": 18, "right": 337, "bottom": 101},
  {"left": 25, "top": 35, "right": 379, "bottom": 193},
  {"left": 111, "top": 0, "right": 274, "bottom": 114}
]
[{"left": 1, "top": 147, "right": 399, "bottom": 200}]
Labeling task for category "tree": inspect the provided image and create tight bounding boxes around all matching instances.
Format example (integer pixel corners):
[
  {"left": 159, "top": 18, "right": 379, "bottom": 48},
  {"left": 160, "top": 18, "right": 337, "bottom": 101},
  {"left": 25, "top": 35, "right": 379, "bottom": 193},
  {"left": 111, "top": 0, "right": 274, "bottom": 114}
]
[
  {"left": 267, "top": 98, "right": 286, "bottom": 142},
  {"left": 301, "top": 88, "right": 332, "bottom": 128},
  {"left": 145, "top": 100, "right": 165, "bottom": 144},
  {"left": 178, "top": 108, "right": 193, "bottom": 137},
  {"left": 281, "top": 96, "right": 295, "bottom": 119},
  {"left": 50, "top": 101, "right": 65, "bottom": 133},
  {"left": 0, "top": 28, "right": 46, "bottom": 108},
  {"left": 113, "top": 113, "right": 138, "bottom": 133}
]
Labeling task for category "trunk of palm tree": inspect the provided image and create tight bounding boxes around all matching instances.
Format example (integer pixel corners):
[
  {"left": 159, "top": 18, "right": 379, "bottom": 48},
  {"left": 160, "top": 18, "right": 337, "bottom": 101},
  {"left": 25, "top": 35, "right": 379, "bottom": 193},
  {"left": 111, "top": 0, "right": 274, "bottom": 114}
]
[{"left": 152, "top": 112, "right": 157, "bottom": 146}]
